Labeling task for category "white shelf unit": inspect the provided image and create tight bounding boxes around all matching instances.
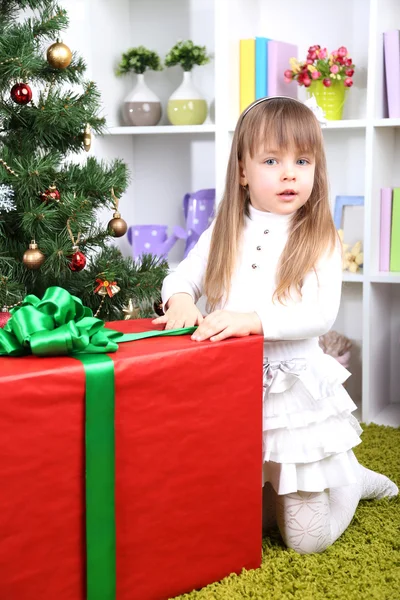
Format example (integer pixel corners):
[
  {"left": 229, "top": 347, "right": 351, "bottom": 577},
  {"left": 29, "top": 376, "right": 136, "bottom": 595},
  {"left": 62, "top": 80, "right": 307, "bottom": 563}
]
[
  {"left": 66, "top": 0, "right": 400, "bottom": 425},
  {"left": 104, "top": 125, "right": 217, "bottom": 135}
]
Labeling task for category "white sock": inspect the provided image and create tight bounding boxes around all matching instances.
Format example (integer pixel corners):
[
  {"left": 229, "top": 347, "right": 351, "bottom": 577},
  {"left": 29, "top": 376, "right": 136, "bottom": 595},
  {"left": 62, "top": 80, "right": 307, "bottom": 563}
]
[
  {"left": 358, "top": 463, "right": 399, "bottom": 500},
  {"left": 276, "top": 490, "right": 332, "bottom": 554},
  {"left": 276, "top": 484, "right": 360, "bottom": 555}
]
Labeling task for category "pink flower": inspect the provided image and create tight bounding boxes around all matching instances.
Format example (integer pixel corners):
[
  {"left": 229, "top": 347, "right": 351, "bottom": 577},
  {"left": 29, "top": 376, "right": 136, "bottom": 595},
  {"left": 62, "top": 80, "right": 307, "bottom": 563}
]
[
  {"left": 284, "top": 77, "right": 292, "bottom": 83},
  {"left": 289, "top": 45, "right": 355, "bottom": 88},
  {"left": 344, "top": 77, "right": 353, "bottom": 87}
]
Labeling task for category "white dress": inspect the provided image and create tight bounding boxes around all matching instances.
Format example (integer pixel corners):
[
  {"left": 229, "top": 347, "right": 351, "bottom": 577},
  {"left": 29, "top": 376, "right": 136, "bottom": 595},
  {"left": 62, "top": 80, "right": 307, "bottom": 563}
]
[{"left": 162, "top": 204, "right": 362, "bottom": 495}]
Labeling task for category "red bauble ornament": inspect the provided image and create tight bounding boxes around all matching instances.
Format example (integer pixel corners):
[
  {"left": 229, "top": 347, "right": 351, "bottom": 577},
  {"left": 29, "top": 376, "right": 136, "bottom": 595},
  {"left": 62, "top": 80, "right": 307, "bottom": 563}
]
[
  {"left": 68, "top": 249, "right": 86, "bottom": 271},
  {"left": 41, "top": 185, "right": 61, "bottom": 203},
  {"left": 10, "top": 82, "right": 33, "bottom": 105},
  {"left": 0, "top": 310, "right": 11, "bottom": 328}
]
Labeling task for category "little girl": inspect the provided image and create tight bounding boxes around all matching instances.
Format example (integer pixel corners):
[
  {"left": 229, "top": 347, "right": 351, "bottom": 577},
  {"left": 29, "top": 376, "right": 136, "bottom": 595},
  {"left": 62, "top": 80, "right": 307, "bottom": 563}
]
[{"left": 153, "top": 96, "right": 398, "bottom": 554}]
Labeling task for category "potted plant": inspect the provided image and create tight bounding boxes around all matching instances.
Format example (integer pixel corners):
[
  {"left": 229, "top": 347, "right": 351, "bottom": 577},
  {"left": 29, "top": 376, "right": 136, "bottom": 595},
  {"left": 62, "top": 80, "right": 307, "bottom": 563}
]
[
  {"left": 116, "top": 45, "right": 163, "bottom": 126},
  {"left": 164, "top": 40, "right": 212, "bottom": 126},
  {"left": 284, "top": 45, "right": 355, "bottom": 120}
]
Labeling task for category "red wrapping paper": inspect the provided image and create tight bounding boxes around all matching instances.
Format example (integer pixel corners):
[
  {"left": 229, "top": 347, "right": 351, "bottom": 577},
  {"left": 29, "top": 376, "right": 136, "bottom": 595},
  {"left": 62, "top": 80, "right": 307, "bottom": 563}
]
[{"left": 0, "top": 320, "right": 263, "bottom": 600}]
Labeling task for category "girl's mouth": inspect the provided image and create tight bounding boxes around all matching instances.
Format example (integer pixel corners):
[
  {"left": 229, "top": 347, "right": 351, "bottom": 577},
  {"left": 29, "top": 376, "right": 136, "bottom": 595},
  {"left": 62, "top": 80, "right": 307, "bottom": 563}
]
[{"left": 279, "top": 190, "right": 297, "bottom": 200}]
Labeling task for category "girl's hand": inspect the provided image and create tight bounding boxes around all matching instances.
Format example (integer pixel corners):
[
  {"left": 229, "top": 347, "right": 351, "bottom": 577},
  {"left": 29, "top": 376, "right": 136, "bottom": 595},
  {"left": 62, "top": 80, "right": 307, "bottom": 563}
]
[
  {"left": 191, "top": 310, "right": 262, "bottom": 342},
  {"left": 152, "top": 293, "right": 204, "bottom": 330}
]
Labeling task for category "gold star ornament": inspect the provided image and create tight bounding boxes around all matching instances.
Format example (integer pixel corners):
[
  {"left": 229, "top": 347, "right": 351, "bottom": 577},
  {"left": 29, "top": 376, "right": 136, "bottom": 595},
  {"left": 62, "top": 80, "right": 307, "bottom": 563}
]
[{"left": 122, "top": 299, "right": 140, "bottom": 320}]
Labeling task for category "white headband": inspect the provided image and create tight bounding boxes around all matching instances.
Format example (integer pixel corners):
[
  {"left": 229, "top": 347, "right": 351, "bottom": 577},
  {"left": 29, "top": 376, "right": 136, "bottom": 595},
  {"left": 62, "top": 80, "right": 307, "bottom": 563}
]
[{"left": 241, "top": 95, "right": 327, "bottom": 127}]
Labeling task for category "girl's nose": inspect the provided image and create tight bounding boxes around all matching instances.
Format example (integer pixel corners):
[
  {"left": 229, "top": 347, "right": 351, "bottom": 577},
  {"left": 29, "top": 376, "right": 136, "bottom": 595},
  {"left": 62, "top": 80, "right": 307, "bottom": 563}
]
[{"left": 281, "top": 168, "right": 296, "bottom": 181}]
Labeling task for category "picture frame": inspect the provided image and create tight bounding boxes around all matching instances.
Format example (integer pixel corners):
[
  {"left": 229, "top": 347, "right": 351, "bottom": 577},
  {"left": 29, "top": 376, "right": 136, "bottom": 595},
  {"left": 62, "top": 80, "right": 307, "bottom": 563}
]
[{"left": 333, "top": 195, "right": 364, "bottom": 230}]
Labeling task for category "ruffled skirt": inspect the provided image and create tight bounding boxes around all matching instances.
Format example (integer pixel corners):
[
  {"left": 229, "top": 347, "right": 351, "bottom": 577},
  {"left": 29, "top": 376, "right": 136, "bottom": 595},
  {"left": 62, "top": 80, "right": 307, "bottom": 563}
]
[{"left": 262, "top": 348, "right": 362, "bottom": 495}]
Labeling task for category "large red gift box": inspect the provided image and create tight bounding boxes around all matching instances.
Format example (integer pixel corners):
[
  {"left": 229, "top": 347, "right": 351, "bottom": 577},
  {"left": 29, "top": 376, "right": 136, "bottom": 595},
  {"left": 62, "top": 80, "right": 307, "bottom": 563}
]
[{"left": 0, "top": 319, "right": 263, "bottom": 600}]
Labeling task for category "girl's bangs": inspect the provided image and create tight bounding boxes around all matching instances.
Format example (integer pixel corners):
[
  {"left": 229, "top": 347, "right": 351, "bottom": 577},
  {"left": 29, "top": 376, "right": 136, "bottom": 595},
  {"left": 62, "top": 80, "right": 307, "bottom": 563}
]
[{"left": 242, "top": 101, "right": 322, "bottom": 158}]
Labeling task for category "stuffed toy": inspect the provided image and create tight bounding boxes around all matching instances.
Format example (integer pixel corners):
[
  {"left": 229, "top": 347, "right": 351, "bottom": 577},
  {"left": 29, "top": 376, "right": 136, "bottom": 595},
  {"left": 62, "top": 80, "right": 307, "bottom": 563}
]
[
  {"left": 338, "top": 229, "right": 363, "bottom": 273},
  {"left": 319, "top": 330, "right": 352, "bottom": 369}
]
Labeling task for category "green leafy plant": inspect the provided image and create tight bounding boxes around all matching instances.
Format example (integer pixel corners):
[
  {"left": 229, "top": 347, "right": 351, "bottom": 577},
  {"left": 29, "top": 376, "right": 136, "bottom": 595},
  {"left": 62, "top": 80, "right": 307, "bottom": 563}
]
[
  {"left": 164, "top": 40, "right": 211, "bottom": 72},
  {"left": 116, "top": 46, "right": 162, "bottom": 76}
]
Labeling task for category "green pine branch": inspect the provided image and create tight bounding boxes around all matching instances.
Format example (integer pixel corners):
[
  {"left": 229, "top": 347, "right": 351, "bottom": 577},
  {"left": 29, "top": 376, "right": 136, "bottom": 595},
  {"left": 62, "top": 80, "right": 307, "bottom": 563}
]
[{"left": 0, "top": 1, "right": 167, "bottom": 319}]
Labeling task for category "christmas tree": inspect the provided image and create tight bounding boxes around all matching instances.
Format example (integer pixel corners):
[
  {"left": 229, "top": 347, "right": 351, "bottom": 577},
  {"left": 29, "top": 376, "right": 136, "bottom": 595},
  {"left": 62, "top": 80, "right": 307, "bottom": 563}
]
[{"left": 0, "top": 0, "right": 168, "bottom": 321}]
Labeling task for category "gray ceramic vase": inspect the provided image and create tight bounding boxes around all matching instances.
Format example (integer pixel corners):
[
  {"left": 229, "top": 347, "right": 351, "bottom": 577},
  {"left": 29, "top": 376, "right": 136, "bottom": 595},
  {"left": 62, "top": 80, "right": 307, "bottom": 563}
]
[{"left": 122, "top": 73, "right": 162, "bottom": 126}]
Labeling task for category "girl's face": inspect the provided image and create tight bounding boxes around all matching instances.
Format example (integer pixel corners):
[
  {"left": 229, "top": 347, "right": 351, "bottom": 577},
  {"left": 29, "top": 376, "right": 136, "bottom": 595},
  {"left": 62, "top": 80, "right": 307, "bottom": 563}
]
[{"left": 239, "top": 145, "right": 316, "bottom": 215}]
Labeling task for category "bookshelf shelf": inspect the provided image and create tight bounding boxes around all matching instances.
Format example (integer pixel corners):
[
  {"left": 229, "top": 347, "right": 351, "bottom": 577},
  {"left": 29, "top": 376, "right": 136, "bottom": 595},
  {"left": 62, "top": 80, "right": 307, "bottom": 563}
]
[
  {"left": 104, "top": 125, "right": 216, "bottom": 135},
  {"left": 373, "top": 404, "right": 400, "bottom": 426},
  {"left": 373, "top": 118, "right": 400, "bottom": 127},
  {"left": 343, "top": 272, "right": 364, "bottom": 282},
  {"left": 324, "top": 119, "right": 367, "bottom": 129},
  {"left": 369, "top": 273, "right": 400, "bottom": 283}
]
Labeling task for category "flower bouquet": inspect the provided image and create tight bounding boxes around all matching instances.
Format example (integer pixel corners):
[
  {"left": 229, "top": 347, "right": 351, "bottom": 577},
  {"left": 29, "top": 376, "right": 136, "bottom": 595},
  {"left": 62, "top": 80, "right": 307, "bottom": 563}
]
[{"left": 284, "top": 45, "right": 355, "bottom": 120}]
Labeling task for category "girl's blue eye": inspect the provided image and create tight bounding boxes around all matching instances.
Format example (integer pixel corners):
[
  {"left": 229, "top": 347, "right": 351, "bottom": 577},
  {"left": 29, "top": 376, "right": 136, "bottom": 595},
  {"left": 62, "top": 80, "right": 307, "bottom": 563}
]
[
  {"left": 265, "top": 158, "right": 277, "bottom": 165},
  {"left": 297, "top": 159, "right": 309, "bottom": 165}
]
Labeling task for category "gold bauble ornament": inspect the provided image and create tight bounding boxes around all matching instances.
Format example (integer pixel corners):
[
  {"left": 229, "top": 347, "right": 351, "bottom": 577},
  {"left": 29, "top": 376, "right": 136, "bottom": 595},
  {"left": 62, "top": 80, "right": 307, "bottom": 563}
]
[
  {"left": 83, "top": 124, "right": 91, "bottom": 152},
  {"left": 108, "top": 211, "right": 127, "bottom": 237},
  {"left": 122, "top": 299, "right": 140, "bottom": 320},
  {"left": 23, "top": 240, "right": 45, "bottom": 270},
  {"left": 47, "top": 42, "right": 72, "bottom": 69}
]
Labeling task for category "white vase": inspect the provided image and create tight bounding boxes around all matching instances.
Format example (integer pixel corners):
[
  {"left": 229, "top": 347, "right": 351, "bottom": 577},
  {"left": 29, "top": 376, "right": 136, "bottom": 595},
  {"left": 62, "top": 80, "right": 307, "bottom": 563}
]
[
  {"left": 122, "top": 73, "right": 162, "bottom": 126},
  {"left": 167, "top": 71, "right": 208, "bottom": 126}
]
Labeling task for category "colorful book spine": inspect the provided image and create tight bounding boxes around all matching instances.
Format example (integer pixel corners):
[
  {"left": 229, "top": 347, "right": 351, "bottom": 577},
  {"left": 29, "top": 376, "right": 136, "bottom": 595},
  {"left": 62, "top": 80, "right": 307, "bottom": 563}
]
[
  {"left": 240, "top": 39, "right": 255, "bottom": 113},
  {"left": 267, "top": 40, "right": 298, "bottom": 98},
  {"left": 255, "top": 37, "right": 269, "bottom": 99},
  {"left": 380, "top": 187, "right": 392, "bottom": 271},
  {"left": 390, "top": 187, "right": 400, "bottom": 271},
  {"left": 383, "top": 30, "right": 400, "bottom": 119}
]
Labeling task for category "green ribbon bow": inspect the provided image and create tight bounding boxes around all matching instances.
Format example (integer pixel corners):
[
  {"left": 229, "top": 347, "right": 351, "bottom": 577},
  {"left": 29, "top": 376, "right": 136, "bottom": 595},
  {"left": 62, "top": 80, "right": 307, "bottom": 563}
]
[{"left": 0, "top": 286, "right": 196, "bottom": 600}]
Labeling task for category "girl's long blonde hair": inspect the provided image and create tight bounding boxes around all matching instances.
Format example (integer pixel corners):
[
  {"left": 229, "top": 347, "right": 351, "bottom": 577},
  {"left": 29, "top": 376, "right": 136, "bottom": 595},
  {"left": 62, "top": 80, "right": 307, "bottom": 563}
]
[{"left": 204, "top": 97, "right": 338, "bottom": 309}]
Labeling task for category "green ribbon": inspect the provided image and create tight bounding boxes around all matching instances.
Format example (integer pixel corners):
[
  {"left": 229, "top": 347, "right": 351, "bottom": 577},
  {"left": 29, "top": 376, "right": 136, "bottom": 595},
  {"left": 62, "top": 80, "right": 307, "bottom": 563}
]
[{"left": 0, "top": 286, "right": 196, "bottom": 600}]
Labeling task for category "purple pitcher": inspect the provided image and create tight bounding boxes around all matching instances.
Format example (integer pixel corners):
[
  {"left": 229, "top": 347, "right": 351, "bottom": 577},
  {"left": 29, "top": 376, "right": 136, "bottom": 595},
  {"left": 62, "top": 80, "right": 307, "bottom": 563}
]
[
  {"left": 127, "top": 224, "right": 187, "bottom": 260},
  {"left": 183, "top": 188, "right": 215, "bottom": 258}
]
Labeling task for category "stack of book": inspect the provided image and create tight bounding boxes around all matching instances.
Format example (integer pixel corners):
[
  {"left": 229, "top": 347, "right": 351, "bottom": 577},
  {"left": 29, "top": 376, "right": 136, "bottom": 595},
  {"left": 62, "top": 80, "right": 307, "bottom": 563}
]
[
  {"left": 240, "top": 38, "right": 298, "bottom": 113},
  {"left": 383, "top": 30, "right": 400, "bottom": 118},
  {"left": 380, "top": 188, "right": 400, "bottom": 271}
]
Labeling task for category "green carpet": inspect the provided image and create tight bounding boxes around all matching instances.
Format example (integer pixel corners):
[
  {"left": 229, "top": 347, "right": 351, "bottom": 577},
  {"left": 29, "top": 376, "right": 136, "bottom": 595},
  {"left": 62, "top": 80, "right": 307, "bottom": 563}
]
[{"left": 173, "top": 423, "right": 400, "bottom": 600}]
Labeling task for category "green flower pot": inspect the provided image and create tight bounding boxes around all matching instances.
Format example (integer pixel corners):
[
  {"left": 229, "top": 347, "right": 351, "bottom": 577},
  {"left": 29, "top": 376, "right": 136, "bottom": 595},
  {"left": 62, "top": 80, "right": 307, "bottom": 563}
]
[
  {"left": 307, "top": 79, "right": 347, "bottom": 120},
  {"left": 167, "top": 71, "right": 208, "bottom": 126}
]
